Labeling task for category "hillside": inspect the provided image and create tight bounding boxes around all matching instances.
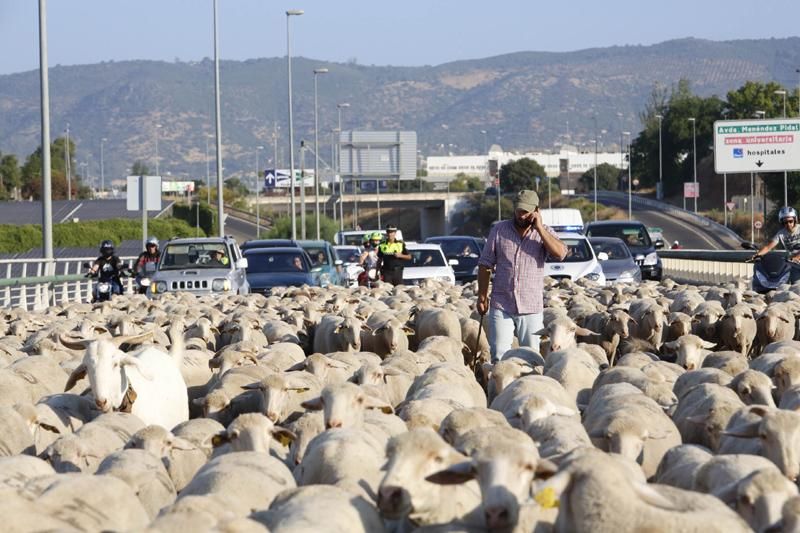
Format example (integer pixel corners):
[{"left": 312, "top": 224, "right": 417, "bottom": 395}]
[{"left": 0, "top": 37, "right": 798, "bottom": 182}]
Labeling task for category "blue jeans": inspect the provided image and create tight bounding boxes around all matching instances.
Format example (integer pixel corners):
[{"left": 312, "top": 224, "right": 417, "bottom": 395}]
[{"left": 487, "top": 308, "right": 544, "bottom": 362}]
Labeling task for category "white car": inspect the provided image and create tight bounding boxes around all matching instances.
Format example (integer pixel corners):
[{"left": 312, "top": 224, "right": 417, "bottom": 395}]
[
  {"left": 544, "top": 232, "right": 606, "bottom": 285},
  {"left": 403, "top": 243, "right": 456, "bottom": 286}
]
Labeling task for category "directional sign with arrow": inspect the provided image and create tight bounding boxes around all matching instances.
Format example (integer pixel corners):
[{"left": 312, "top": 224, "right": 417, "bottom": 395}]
[{"left": 714, "top": 118, "right": 800, "bottom": 173}]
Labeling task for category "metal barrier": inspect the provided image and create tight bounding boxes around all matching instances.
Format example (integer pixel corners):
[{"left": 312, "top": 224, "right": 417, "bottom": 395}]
[
  {"left": 661, "top": 256, "right": 752, "bottom": 285},
  {"left": 0, "top": 257, "right": 136, "bottom": 311}
]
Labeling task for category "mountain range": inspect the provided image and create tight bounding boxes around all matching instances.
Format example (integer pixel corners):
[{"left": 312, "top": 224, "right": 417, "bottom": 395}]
[{"left": 0, "top": 37, "right": 798, "bottom": 184}]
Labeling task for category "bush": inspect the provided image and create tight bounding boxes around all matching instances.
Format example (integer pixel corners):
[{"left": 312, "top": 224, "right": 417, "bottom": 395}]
[
  {"left": 267, "top": 214, "right": 340, "bottom": 243},
  {"left": 0, "top": 217, "right": 202, "bottom": 254},
  {"left": 172, "top": 202, "right": 217, "bottom": 236}
]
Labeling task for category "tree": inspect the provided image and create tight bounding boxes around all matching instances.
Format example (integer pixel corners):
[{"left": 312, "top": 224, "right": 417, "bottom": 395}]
[
  {"left": 448, "top": 173, "right": 483, "bottom": 192},
  {"left": 131, "top": 161, "right": 150, "bottom": 175},
  {"left": 267, "top": 214, "right": 339, "bottom": 242},
  {"left": 0, "top": 154, "right": 21, "bottom": 200},
  {"left": 499, "top": 158, "right": 547, "bottom": 193},
  {"left": 579, "top": 163, "right": 621, "bottom": 192},
  {"left": 725, "top": 81, "right": 798, "bottom": 120}
]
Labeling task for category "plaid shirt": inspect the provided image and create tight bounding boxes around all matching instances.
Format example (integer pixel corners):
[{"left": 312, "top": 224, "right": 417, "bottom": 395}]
[{"left": 478, "top": 220, "right": 556, "bottom": 315}]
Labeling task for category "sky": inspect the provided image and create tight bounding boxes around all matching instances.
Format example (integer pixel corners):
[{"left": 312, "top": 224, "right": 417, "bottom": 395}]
[{"left": 1, "top": 0, "right": 799, "bottom": 76}]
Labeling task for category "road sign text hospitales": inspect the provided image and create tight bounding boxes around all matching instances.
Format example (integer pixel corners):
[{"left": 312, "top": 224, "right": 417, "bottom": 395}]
[{"left": 714, "top": 119, "right": 800, "bottom": 173}]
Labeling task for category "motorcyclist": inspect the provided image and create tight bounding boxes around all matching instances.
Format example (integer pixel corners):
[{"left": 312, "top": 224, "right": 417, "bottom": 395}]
[
  {"left": 752, "top": 206, "right": 800, "bottom": 281},
  {"left": 670, "top": 240, "right": 682, "bottom": 250},
  {"left": 133, "top": 236, "right": 160, "bottom": 294},
  {"left": 358, "top": 232, "right": 383, "bottom": 286},
  {"left": 87, "top": 239, "right": 124, "bottom": 300}
]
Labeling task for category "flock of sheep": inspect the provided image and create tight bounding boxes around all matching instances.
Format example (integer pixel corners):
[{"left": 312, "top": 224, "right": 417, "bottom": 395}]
[{"left": 0, "top": 275, "right": 799, "bottom": 532}]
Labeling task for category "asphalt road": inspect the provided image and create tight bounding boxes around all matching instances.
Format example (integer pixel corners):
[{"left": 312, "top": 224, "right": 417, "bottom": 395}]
[
  {"left": 224, "top": 215, "right": 259, "bottom": 243},
  {"left": 594, "top": 195, "right": 735, "bottom": 250}
]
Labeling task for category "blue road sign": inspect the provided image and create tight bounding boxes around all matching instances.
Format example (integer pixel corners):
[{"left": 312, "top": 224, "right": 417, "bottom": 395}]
[{"left": 264, "top": 170, "right": 277, "bottom": 189}]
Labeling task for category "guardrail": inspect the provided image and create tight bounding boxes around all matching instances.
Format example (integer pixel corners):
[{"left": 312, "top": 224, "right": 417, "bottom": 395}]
[
  {"left": 0, "top": 256, "right": 137, "bottom": 311},
  {"left": 657, "top": 250, "right": 752, "bottom": 285}
]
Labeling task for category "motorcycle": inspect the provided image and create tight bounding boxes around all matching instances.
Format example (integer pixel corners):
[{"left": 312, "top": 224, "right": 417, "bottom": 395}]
[
  {"left": 83, "top": 262, "right": 131, "bottom": 302},
  {"left": 357, "top": 267, "right": 383, "bottom": 288},
  {"left": 135, "top": 261, "right": 157, "bottom": 295},
  {"left": 742, "top": 242, "right": 798, "bottom": 293}
]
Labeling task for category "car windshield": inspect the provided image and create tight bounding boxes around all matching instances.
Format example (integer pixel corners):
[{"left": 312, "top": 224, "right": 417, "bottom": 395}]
[
  {"left": 428, "top": 239, "right": 479, "bottom": 258},
  {"left": 335, "top": 247, "right": 361, "bottom": 264},
  {"left": 342, "top": 233, "right": 370, "bottom": 246},
  {"left": 587, "top": 225, "right": 652, "bottom": 247},
  {"left": 590, "top": 240, "right": 631, "bottom": 259},
  {"left": 547, "top": 239, "right": 593, "bottom": 263},
  {"left": 245, "top": 251, "right": 309, "bottom": 273},
  {"left": 160, "top": 243, "right": 230, "bottom": 270},
  {"left": 301, "top": 246, "right": 329, "bottom": 267},
  {"left": 409, "top": 249, "right": 446, "bottom": 267}
]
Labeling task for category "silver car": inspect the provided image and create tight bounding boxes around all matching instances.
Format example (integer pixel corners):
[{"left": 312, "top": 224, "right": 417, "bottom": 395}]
[{"left": 149, "top": 236, "right": 250, "bottom": 297}]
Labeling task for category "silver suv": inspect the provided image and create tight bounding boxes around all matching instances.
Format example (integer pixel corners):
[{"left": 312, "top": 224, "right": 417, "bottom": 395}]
[{"left": 149, "top": 236, "right": 250, "bottom": 297}]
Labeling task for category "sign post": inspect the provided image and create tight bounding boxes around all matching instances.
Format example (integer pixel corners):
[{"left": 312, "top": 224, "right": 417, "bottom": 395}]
[
  {"left": 127, "top": 175, "right": 162, "bottom": 249},
  {"left": 714, "top": 118, "right": 800, "bottom": 173}
]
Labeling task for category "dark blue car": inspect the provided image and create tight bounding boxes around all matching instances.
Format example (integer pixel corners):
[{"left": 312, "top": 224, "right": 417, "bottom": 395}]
[{"left": 244, "top": 247, "right": 316, "bottom": 295}]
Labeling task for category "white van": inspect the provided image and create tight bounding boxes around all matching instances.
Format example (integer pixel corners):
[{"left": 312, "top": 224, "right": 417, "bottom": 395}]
[{"left": 540, "top": 208, "right": 584, "bottom": 234}]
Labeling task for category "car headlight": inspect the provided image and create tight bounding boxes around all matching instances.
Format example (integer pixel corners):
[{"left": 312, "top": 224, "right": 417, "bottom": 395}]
[
  {"left": 618, "top": 270, "right": 636, "bottom": 281},
  {"left": 154, "top": 281, "right": 167, "bottom": 293},
  {"left": 318, "top": 273, "right": 331, "bottom": 287},
  {"left": 212, "top": 278, "right": 229, "bottom": 291},
  {"left": 585, "top": 272, "right": 601, "bottom": 281},
  {"left": 436, "top": 276, "right": 453, "bottom": 283},
  {"left": 643, "top": 252, "right": 659, "bottom": 266}
]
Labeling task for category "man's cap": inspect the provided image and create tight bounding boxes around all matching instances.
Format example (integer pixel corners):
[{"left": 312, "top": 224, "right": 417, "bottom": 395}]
[
  {"left": 386, "top": 224, "right": 398, "bottom": 232},
  {"left": 515, "top": 190, "right": 540, "bottom": 212}
]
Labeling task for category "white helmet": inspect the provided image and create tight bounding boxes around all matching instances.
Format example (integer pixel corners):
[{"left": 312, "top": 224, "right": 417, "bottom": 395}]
[
  {"left": 779, "top": 206, "right": 797, "bottom": 223},
  {"left": 673, "top": 240, "right": 679, "bottom": 246}
]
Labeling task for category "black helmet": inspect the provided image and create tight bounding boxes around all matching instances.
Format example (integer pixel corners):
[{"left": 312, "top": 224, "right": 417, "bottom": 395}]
[{"left": 100, "top": 239, "right": 114, "bottom": 257}]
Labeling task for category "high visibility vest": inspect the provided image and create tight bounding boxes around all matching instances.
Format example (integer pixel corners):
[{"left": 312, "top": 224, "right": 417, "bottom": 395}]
[{"left": 379, "top": 241, "right": 404, "bottom": 255}]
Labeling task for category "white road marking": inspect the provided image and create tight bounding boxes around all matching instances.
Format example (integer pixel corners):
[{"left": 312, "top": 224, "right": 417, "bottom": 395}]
[{"left": 643, "top": 209, "right": 721, "bottom": 250}]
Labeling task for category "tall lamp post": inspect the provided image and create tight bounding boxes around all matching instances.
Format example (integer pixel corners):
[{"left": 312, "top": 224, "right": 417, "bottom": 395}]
[
  {"left": 255, "top": 145, "right": 264, "bottom": 238},
  {"left": 337, "top": 103, "right": 350, "bottom": 227},
  {"left": 286, "top": 9, "right": 304, "bottom": 240},
  {"left": 213, "top": 0, "right": 225, "bottom": 237},
  {"left": 334, "top": 128, "right": 343, "bottom": 231},
  {"left": 100, "top": 137, "right": 107, "bottom": 198},
  {"left": 775, "top": 89, "right": 788, "bottom": 206},
  {"left": 155, "top": 123, "right": 162, "bottom": 177},
  {"left": 688, "top": 117, "right": 697, "bottom": 213},
  {"left": 65, "top": 123, "right": 71, "bottom": 200},
  {"left": 623, "top": 131, "right": 631, "bottom": 219},
  {"left": 313, "top": 67, "right": 328, "bottom": 240},
  {"left": 38, "top": 0, "right": 54, "bottom": 265},
  {"left": 205, "top": 134, "right": 211, "bottom": 204},
  {"left": 592, "top": 116, "right": 598, "bottom": 221},
  {"left": 480, "top": 129, "right": 488, "bottom": 154},
  {"left": 655, "top": 114, "right": 663, "bottom": 201}
]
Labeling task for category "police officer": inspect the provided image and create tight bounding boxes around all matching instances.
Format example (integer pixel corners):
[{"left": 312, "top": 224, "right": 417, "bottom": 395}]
[{"left": 376, "top": 224, "right": 411, "bottom": 285}]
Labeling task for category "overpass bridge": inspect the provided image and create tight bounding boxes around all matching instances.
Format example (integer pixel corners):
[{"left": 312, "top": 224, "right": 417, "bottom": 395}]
[{"left": 247, "top": 192, "right": 474, "bottom": 239}]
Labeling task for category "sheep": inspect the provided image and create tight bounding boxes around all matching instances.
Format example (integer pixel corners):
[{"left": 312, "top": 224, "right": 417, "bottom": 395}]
[
  {"left": 405, "top": 363, "right": 486, "bottom": 409},
  {"left": 583, "top": 385, "right": 682, "bottom": 478},
  {"left": 673, "top": 368, "right": 733, "bottom": 400},
  {"left": 543, "top": 347, "right": 601, "bottom": 406},
  {"left": 666, "top": 312, "right": 693, "bottom": 342},
  {"left": 125, "top": 424, "right": 208, "bottom": 492},
  {"left": 671, "top": 383, "right": 744, "bottom": 450},
  {"left": 412, "top": 307, "right": 463, "bottom": 349},
  {"left": 534, "top": 316, "right": 596, "bottom": 353},
  {"left": 438, "top": 407, "right": 510, "bottom": 447},
  {"left": 521, "top": 411, "right": 592, "bottom": 460},
  {"left": 178, "top": 451, "right": 296, "bottom": 518},
  {"left": 579, "top": 308, "right": 635, "bottom": 362},
  {"left": 591, "top": 366, "right": 678, "bottom": 412},
  {"left": 662, "top": 335, "right": 717, "bottom": 371},
  {"left": 629, "top": 298, "right": 667, "bottom": 348},
  {"left": 44, "top": 418, "right": 131, "bottom": 473},
  {"left": 313, "top": 314, "right": 364, "bottom": 353},
  {"left": 481, "top": 358, "right": 539, "bottom": 403},
  {"left": 729, "top": 369, "right": 776, "bottom": 407},
  {"left": 360, "top": 315, "right": 412, "bottom": 357},
  {"left": 63, "top": 336, "right": 189, "bottom": 429},
  {"left": 701, "top": 350, "right": 749, "bottom": 377},
  {"left": 397, "top": 398, "right": 463, "bottom": 431},
  {"left": 750, "top": 351, "right": 800, "bottom": 401},
  {"left": 0, "top": 455, "right": 55, "bottom": 492},
  {"left": 756, "top": 302, "right": 796, "bottom": 353},
  {"left": 691, "top": 300, "right": 726, "bottom": 343},
  {"left": 535, "top": 450, "right": 751, "bottom": 533},
  {"left": 294, "top": 428, "right": 385, "bottom": 501},
  {"left": 378, "top": 429, "right": 483, "bottom": 528},
  {"left": 251, "top": 485, "right": 387, "bottom": 533},
  {"left": 719, "top": 405, "right": 800, "bottom": 481},
  {"left": 352, "top": 361, "right": 414, "bottom": 407},
  {"left": 779, "top": 385, "right": 800, "bottom": 411},
  {"left": 719, "top": 304, "right": 758, "bottom": 357},
  {"left": 95, "top": 449, "right": 177, "bottom": 520},
  {"left": 490, "top": 375, "right": 577, "bottom": 428},
  {"left": 427, "top": 426, "right": 557, "bottom": 532},
  {"left": 243, "top": 372, "right": 323, "bottom": 424},
  {"left": 654, "top": 444, "right": 713, "bottom": 490}
]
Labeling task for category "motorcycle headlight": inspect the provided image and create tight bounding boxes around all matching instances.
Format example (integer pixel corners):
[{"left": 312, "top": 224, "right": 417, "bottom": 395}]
[
  {"left": 155, "top": 281, "right": 167, "bottom": 293},
  {"left": 212, "top": 279, "right": 229, "bottom": 291},
  {"left": 643, "top": 252, "right": 659, "bottom": 266}
]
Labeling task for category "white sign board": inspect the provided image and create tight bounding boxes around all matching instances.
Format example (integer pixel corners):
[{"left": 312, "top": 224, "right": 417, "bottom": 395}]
[
  {"left": 714, "top": 119, "right": 800, "bottom": 173},
  {"left": 683, "top": 182, "right": 699, "bottom": 199},
  {"left": 126, "top": 176, "right": 162, "bottom": 211}
]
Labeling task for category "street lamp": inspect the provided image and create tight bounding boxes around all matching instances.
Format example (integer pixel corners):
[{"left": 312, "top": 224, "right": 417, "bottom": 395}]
[
  {"left": 100, "top": 137, "right": 107, "bottom": 197},
  {"left": 753, "top": 111, "right": 765, "bottom": 237},
  {"left": 333, "top": 128, "right": 343, "bottom": 232},
  {"left": 616, "top": 112, "right": 624, "bottom": 171},
  {"left": 255, "top": 145, "right": 264, "bottom": 238},
  {"left": 480, "top": 129, "right": 487, "bottom": 154},
  {"left": 688, "top": 117, "right": 697, "bottom": 213},
  {"left": 286, "top": 9, "right": 304, "bottom": 240},
  {"left": 337, "top": 103, "right": 351, "bottom": 228},
  {"left": 38, "top": 0, "right": 54, "bottom": 264},
  {"left": 775, "top": 89, "right": 788, "bottom": 205},
  {"left": 155, "top": 124, "right": 162, "bottom": 177},
  {"left": 65, "top": 123, "right": 71, "bottom": 200},
  {"left": 213, "top": 0, "right": 225, "bottom": 237},
  {"left": 655, "top": 114, "right": 663, "bottom": 201},
  {"left": 592, "top": 116, "right": 598, "bottom": 222},
  {"left": 622, "top": 131, "right": 631, "bottom": 219},
  {"left": 313, "top": 67, "right": 329, "bottom": 240},
  {"left": 205, "top": 134, "right": 212, "bottom": 204}
]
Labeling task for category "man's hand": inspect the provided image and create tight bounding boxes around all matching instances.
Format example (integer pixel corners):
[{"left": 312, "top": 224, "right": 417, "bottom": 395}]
[
  {"left": 476, "top": 294, "right": 489, "bottom": 316},
  {"left": 791, "top": 254, "right": 800, "bottom": 264},
  {"left": 531, "top": 209, "right": 544, "bottom": 232}
]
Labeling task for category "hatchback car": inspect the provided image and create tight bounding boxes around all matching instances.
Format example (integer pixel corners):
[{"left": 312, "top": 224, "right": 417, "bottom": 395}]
[
  {"left": 149, "top": 236, "right": 249, "bottom": 297},
  {"left": 584, "top": 220, "right": 663, "bottom": 281},
  {"left": 589, "top": 237, "right": 642, "bottom": 283},
  {"left": 297, "top": 240, "right": 344, "bottom": 287},
  {"left": 544, "top": 232, "right": 605, "bottom": 285},
  {"left": 403, "top": 243, "right": 456, "bottom": 286},
  {"left": 423, "top": 236, "right": 485, "bottom": 283},
  {"left": 243, "top": 247, "right": 317, "bottom": 295}
]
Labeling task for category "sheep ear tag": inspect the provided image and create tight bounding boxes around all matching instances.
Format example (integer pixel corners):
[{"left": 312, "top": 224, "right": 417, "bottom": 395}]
[
  {"left": 277, "top": 433, "right": 293, "bottom": 447},
  {"left": 534, "top": 487, "right": 560, "bottom": 509}
]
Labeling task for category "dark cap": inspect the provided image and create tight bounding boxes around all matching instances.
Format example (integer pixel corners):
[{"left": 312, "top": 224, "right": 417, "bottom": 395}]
[{"left": 386, "top": 224, "right": 398, "bottom": 232}]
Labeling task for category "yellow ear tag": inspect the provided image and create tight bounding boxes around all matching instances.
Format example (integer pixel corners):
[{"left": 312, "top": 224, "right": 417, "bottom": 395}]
[
  {"left": 278, "top": 434, "right": 293, "bottom": 447},
  {"left": 535, "top": 487, "right": 560, "bottom": 509}
]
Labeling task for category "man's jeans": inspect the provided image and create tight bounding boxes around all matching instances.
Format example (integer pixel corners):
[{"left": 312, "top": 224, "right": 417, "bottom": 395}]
[{"left": 487, "top": 308, "right": 544, "bottom": 362}]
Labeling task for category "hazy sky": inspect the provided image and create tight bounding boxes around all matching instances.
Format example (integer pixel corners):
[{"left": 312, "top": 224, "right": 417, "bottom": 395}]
[{"left": 1, "top": 0, "right": 798, "bottom": 76}]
